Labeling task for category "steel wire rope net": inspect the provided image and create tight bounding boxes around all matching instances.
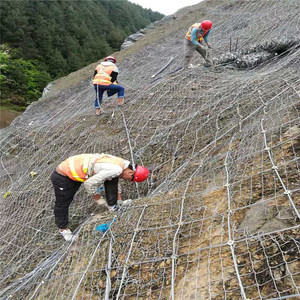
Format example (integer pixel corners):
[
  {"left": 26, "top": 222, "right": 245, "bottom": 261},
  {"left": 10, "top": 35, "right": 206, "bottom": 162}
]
[{"left": 0, "top": 0, "right": 300, "bottom": 299}]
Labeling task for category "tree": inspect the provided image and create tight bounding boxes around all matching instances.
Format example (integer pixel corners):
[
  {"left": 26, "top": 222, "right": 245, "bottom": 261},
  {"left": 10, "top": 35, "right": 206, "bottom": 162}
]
[{"left": 0, "top": 0, "right": 164, "bottom": 110}]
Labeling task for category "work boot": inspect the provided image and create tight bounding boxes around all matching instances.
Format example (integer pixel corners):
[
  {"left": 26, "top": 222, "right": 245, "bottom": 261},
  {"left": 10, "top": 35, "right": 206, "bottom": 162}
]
[
  {"left": 59, "top": 229, "right": 73, "bottom": 241},
  {"left": 95, "top": 108, "right": 101, "bottom": 115},
  {"left": 118, "top": 98, "right": 124, "bottom": 108},
  {"left": 203, "top": 57, "right": 215, "bottom": 68}
]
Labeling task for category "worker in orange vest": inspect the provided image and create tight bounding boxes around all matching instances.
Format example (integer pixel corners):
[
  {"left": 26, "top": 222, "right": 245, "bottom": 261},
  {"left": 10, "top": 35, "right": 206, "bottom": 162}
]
[
  {"left": 184, "top": 20, "right": 214, "bottom": 68},
  {"left": 93, "top": 56, "right": 125, "bottom": 115},
  {"left": 51, "top": 153, "right": 149, "bottom": 241}
]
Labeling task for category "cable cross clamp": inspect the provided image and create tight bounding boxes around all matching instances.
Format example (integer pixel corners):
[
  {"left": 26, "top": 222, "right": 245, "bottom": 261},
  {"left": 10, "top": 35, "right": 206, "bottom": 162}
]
[{"left": 227, "top": 240, "right": 234, "bottom": 246}]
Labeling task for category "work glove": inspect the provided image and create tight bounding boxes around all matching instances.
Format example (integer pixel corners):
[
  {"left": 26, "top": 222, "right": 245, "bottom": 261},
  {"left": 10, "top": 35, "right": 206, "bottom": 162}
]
[
  {"left": 207, "top": 44, "right": 212, "bottom": 49},
  {"left": 117, "top": 199, "right": 133, "bottom": 206},
  {"left": 95, "top": 197, "right": 106, "bottom": 206}
]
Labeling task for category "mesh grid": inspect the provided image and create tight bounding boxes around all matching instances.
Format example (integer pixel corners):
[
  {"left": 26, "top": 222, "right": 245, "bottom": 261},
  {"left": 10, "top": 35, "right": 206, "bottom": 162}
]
[{"left": 0, "top": 0, "right": 299, "bottom": 299}]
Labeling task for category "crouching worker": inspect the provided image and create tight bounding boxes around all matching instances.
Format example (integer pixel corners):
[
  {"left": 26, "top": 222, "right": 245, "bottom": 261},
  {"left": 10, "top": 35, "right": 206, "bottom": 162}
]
[
  {"left": 51, "top": 153, "right": 149, "bottom": 241},
  {"left": 184, "top": 20, "right": 214, "bottom": 68},
  {"left": 93, "top": 56, "right": 125, "bottom": 115}
]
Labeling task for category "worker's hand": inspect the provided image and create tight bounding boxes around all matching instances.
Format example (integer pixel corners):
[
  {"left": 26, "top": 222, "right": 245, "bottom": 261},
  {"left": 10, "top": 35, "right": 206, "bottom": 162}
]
[
  {"left": 117, "top": 192, "right": 122, "bottom": 201},
  {"left": 207, "top": 43, "right": 212, "bottom": 49},
  {"left": 94, "top": 194, "right": 106, "bottom": 206},
  {"left": 95, "top": 197, "right": 106, "bottom": 206},
  {"left": 117, "top": 199, "right": 133, "bottom": 206}
]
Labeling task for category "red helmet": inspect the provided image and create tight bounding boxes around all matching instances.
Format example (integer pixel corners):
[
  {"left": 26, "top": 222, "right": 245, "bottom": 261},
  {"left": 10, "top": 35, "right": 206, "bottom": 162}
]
[
  {"left": 104, "top": 56, "right": 116, "bottom": 63},
  {"left": 133, "top": 165, "right": 149, "bottom": 182},
  {"left": 201, "top": 20, "right": 213, "bottom": 31}
]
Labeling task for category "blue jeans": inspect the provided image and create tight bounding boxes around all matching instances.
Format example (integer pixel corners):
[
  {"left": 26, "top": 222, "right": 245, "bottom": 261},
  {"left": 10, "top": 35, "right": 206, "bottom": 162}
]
[{"left": 94, "top": 84, "right": 125, "bottom": 108}]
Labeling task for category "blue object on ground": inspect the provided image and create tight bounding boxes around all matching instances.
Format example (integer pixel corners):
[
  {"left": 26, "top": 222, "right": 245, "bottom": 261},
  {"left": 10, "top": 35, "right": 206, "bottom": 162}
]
[
  {"left": 96, "top": 218, "right": 116, "bottom": 233},
  {"left": 96, "top": 222, "right": 111, "bottom": 233}
]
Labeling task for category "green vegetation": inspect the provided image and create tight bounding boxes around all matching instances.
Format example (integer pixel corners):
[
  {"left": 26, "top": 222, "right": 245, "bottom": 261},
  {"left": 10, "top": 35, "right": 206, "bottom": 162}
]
[
  {"left": 0, "top": 45, "right": 51, "bottom": 110},
  {"left": 0, "top": 0, "right": 163, "bottom": 111}
]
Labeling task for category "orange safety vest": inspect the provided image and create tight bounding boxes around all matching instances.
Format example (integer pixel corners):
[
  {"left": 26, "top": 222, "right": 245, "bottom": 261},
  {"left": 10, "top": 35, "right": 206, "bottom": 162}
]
[
  {"left": 59, "top": 154, "right": 125, "bottom": 182},
  {"left": 185, "top": 23, "right": 208, "bottom": 43},
  {"left": 92, "top": 64, "right": 115, "bottom": 86}
]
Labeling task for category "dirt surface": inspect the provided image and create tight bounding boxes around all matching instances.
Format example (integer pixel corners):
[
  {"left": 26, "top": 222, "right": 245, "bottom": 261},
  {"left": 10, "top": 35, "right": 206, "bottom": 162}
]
[{"left": 0, "top": 109, "right": 22, "bottom": 128}]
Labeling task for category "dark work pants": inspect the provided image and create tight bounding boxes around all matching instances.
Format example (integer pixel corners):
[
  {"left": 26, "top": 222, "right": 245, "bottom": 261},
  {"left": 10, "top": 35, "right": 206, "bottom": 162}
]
[
  {"left": 51, "top": 171, "right": 119, "bottom": 228},
  {"left": 51, "top": 171, "right": 82, "bottom": 229},
  {"left": 104, "top": 177, "right": 118, "bottom": 206}
]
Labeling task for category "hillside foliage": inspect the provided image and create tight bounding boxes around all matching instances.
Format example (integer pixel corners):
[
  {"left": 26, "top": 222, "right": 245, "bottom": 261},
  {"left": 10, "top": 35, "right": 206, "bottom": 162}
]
[{"left": 0, "top": 0, "right": 163, "bottom": 110}]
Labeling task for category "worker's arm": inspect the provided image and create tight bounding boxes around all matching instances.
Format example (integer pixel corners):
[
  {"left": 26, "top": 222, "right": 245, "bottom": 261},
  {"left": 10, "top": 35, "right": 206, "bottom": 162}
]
[
  {"left": 111, "top": 71, "right": 118, "bottom": 83},
  {"left": 117, "top": 183, "right": 122, "bottom": 200},
  {"left": 191, "top": 27, "right": 202, "bottom": 47},
  {"left": 84, "top": 165, "right": 123, "bottom": 195},
  {"left": 111, "top": 65, "right": 119, "bottom": 83},
  {"left": 204, "top": 30, "right": 211, "bottom": 47},
  {"left": 93, "top": 69, "right": 97, "bottom": 77}
]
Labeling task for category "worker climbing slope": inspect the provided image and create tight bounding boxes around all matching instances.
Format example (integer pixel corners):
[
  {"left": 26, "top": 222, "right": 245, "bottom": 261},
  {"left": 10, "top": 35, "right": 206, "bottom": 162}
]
[
  {"left": 93, "top": 56, "right": 125, "bottom": 115},
  {"left": 184, "top": 20, "right": 215, "bottom": 68},
  {"left": 51, "top": 153, "right": 149, "bottom": 241}
]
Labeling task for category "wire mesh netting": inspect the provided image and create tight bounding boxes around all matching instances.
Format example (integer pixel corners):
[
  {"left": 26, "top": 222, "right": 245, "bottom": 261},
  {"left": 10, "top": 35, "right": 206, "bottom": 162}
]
[{"left": 0, "top": 0, "right": 299, "bottom": 299}]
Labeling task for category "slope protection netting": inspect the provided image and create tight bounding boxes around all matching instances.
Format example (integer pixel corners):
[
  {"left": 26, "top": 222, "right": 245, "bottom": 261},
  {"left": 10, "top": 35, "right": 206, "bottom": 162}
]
[{"left": 0, "top": 0, "right": 300, "bottom": 299}]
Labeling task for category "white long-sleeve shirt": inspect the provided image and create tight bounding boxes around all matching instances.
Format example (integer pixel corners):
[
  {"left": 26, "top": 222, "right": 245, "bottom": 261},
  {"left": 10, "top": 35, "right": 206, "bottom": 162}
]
[{"left": 84, "top": 154, "right": 130, "bottom": 195}]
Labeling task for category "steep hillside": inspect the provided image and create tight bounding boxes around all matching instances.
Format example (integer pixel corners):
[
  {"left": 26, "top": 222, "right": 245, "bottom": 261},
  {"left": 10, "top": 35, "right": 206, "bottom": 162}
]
[{"left": 0, "top": 0, "right": 299, "bottom": 299}]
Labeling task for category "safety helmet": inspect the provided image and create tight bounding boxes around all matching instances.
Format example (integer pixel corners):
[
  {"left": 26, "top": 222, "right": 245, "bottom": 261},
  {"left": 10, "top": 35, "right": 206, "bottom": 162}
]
[
  {"left": 104, "top": 56, "right": 116, "bottom": 64},
  {"left": 133, "top": 165, "right": 149, "bottom": 182},
  {"left": 201, "top": 20, "right": 213, "bottom": 31}
]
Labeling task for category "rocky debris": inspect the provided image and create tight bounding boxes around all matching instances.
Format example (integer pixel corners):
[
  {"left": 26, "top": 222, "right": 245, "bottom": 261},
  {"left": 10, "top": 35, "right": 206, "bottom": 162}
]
[
  {"left": 215, "top": 37, "right": 300, "bottom": 68},
  {"left": 42, "top": 82, "right": 54, "bottom": 97},
  {"left": 236, "top": 202, "right": 297, "bottom": 237},
  {"left": 121, "top": 15, "right": 176, "bottom": 50},
  {"left": 121, "top": 32, "right": 146, "bottom": 50},
  {"left": 281, "top": 125, "right": 300, "bottom": 140}
]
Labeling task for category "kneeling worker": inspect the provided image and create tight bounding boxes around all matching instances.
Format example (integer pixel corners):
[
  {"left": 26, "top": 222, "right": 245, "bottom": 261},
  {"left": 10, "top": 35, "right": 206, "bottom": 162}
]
[{"left": 51, "top": 153, "right": 149, "bottom": 241}]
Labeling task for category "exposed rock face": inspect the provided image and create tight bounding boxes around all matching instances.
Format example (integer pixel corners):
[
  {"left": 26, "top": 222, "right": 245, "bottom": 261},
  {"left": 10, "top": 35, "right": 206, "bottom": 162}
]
[
  {"left": 121, "top": 15, "right": 176, "bottom": 50},
  {"left": 237, "top": 202, "right": 296, "bottom": 236},
  {"left": 215, "top": 37, "right": 300, "bottom": 68},
  {"left": 42, "top": 82, "right": 54, "bottom": 97},
  {"left": 121, "top": 31, "right": 146, "bottom": 50}
]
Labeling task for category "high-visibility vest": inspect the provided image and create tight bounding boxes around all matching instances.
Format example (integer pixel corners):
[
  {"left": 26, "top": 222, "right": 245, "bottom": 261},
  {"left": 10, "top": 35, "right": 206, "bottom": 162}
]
[
  {"left": 59, "top": 154, "right": 125, "bottom": 182},
  {"left": 185, "top": 23, "right": 208, "bottom": 43},
  {"left": 92, "top": 64, "right": 115, "bottom": 86}
]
